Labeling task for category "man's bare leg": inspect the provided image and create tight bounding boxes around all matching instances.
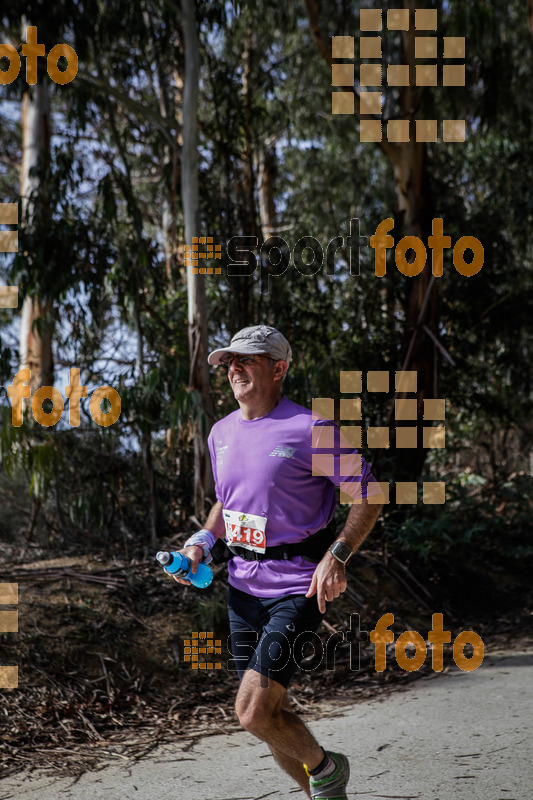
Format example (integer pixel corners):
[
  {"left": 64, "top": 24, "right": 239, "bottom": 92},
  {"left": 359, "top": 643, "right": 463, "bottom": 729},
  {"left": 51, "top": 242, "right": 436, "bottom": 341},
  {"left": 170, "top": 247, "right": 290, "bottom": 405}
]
[
  {"left": 235, "top": 669, "right": 323, "bottom": 796},
  {"left": 268, "top": 743, "right": 311, "bottom": 795},
  {"left": 268, "top": 693, "right": 311, "bottom": 795}
]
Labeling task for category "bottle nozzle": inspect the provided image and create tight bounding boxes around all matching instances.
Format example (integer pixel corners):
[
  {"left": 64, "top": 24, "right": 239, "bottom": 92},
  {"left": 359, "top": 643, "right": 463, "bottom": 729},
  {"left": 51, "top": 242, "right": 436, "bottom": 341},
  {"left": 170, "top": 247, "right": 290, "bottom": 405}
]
[{"left": 156, "top": 551, "right": 171, "bottom": 566}]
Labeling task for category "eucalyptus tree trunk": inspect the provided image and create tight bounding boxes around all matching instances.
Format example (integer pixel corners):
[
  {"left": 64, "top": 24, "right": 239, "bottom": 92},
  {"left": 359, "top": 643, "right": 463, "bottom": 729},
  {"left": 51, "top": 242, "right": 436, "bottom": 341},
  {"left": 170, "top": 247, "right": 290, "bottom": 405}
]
[
  {"left": 258, "top": 144, "right": 278, "bottom": 242},
  {"left": 181, "top": 0, "right": 214, "bottom": 518},
  {"left": 17, "top": 68, "right": 53, "bottom": 541},
  {"left": 19, "top": 79, "right": 53, "bottom": 392},
  {"left": 232, "top": 10, "right": 256, "bottom": 327},
  {"left": 143, "top": 7, "right": 181, "bottom": 283},
  {"left": 382, "top": 1, "right": 437, "bottom": 477}
]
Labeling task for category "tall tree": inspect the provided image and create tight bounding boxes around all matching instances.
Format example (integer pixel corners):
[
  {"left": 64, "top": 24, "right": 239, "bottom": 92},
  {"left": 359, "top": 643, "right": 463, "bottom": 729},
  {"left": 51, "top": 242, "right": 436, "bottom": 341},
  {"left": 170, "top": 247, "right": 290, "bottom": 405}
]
[
  {"left": 19, "top": 37, "right": 53, "bottom": 394},
  {"left": 181, "top": 0, "right": 215, "bottom": 517},
  {"left": 304, "top": 0, "right": 457, "bottom": 477}
]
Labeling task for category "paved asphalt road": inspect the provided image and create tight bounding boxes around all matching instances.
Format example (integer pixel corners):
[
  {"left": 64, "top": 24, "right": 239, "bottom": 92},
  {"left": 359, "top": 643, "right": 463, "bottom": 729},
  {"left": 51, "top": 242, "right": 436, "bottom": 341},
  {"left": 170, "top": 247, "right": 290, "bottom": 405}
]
[{"left": 1, "top": 648, "right": 531, "bottom": 800}]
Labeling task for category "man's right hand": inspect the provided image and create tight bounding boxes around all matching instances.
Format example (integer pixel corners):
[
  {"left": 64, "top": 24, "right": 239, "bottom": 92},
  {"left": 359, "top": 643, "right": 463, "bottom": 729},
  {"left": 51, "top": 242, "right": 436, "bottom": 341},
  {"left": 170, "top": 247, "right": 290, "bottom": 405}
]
[{"left": 171, "top": 545, "right": 204, "bottom": 586}]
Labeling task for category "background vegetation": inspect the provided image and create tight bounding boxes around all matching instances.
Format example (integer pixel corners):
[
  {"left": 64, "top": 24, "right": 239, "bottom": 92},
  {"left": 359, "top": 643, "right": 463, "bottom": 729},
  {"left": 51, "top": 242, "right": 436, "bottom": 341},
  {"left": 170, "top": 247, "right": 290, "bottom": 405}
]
[
  {"left": 0, "top": 0, "right": 532, "bottom": 776},
  {"left": 1, "top": 0, "right": 532, "bottom": 578}
]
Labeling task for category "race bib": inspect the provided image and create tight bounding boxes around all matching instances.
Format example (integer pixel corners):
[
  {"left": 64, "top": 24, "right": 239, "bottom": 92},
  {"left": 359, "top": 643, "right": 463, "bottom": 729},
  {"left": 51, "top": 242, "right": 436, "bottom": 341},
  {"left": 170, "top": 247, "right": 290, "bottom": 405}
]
[{"left": 223, "top": 508, "right": 267, "bottom": 554}]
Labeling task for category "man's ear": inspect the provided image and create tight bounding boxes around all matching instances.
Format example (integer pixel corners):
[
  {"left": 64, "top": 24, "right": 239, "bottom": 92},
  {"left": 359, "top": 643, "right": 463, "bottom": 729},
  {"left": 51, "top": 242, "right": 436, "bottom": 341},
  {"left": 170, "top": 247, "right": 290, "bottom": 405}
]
[{"left": 274, "top": 360, "right": 288, "bottom": 382}]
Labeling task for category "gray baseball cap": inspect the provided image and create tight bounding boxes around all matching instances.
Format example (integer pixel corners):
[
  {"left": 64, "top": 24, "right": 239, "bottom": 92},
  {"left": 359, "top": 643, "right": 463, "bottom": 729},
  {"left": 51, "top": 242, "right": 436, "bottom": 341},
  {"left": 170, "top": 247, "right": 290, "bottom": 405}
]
[{"left": 207, "top": 325, "right": 292, "bottom": 367}]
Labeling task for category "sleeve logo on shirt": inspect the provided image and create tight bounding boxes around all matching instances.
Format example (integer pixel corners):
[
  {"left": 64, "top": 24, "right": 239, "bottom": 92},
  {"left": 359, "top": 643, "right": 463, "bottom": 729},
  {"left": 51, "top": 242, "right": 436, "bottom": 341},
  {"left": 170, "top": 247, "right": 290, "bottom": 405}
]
[
  {"left": 269, "top": 445, "right": 296, "bottom": 459},
  {"left": 215, "top": 443, "right": 229, "bottom": 464}
]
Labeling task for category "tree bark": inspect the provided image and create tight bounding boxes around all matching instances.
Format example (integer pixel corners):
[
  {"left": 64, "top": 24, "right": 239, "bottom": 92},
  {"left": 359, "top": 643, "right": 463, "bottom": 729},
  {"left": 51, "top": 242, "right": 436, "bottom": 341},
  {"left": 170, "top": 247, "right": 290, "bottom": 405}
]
[
  {"left": 231, "top": 12, "right": 256, "bottom": 328},
  {"left": 181, "top": 0, "right": 215, "bottom": 518},
  {"left": 384, "top": 2, "right": 437, "bottom": 477},
  {"left": 258, "top": 144, "right": 278, "bottom": 242},
  {"left": 144, "top": 9, "right": 181, "bottom": 284}
]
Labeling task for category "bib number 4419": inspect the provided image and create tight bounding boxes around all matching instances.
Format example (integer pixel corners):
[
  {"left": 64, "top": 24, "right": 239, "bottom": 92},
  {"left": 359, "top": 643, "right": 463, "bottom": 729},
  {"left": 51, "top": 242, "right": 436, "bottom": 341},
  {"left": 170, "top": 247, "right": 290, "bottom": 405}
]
[
  {"left": 223, "top": 509, "right": 268, "bottom": 553},
  {"left": 227, "top": 524, "right": 265, "bottom": 546}
]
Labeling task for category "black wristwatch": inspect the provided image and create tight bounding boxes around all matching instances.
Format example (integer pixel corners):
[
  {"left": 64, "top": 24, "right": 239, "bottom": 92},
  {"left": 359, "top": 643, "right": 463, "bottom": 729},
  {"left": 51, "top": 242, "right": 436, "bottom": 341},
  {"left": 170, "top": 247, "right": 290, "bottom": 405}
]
[{"left": 328, "top": 541, "right": 352, "bottom": 565}]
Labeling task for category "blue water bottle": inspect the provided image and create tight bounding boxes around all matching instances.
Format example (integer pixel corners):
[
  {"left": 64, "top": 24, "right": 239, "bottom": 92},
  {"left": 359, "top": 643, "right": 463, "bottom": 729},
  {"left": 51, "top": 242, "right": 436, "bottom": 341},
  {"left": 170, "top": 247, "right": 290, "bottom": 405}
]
[{"left": 156, "top": 551, "right": 213, "bottom": 589}]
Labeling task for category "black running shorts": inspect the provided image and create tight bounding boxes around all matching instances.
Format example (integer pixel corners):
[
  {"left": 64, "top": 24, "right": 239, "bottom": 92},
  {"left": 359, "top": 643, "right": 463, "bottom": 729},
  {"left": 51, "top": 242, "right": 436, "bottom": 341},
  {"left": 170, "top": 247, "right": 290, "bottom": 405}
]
[{"left": 227, "top": 583, "right": 328, "bottom": 688}]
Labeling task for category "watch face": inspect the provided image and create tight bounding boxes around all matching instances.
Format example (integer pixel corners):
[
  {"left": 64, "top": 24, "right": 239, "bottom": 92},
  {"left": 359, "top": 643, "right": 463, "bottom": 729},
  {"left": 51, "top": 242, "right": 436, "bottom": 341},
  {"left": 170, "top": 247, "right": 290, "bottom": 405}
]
[{"left": 331, "top": 543, "right": 351, "bottom": 563}]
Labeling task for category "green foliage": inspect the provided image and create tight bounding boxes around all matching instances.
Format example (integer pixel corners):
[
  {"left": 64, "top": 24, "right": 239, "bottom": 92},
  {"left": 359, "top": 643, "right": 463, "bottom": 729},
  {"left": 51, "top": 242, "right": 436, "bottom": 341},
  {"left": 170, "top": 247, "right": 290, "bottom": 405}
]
[
  {"left": 0, "top": 408, "right": 63, "bottom": 502},
  {"left": 0, "top": 0, "right": 532, "bottom": 584},
  {"left": 385, "top": 473, "right": 533, "bottom": 567}
]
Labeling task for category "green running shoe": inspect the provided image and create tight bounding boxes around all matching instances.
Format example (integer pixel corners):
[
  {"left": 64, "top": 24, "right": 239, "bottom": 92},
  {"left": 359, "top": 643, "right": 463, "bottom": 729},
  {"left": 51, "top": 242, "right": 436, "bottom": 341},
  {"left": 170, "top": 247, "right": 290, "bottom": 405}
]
[{"left": 308, "top": 751, "right": 350, "bottom": 799}]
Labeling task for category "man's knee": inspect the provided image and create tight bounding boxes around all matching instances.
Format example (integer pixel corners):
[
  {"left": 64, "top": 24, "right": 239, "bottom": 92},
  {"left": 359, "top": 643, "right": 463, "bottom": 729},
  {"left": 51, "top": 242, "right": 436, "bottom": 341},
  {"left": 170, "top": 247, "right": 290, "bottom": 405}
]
[
  {"left": 237, "top": 704, "right": 266, "bottom": 735},
  {"left": 234, "top": 671, "right": 285, "bottom": 734},
  {"left": 236, "top": 700, "right": 269, "bottom": 735},
  {"left": 235, "top": 690, "right": 269, "bottom": 733}
]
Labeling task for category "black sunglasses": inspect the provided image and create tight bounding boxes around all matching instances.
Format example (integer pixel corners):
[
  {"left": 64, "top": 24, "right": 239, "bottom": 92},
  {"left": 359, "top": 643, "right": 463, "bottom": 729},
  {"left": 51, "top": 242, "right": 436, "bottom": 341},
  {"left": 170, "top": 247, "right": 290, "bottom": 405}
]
[{"left": 218, "top": 354, "right": 278, "bottom": 370}]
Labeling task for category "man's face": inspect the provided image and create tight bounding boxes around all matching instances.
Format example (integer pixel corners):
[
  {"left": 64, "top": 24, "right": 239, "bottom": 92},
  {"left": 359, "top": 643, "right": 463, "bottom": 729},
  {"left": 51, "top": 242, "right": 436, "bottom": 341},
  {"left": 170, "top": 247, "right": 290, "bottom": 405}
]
[{"left": 225, "top": 353, "right": 280, "bottom": 404}]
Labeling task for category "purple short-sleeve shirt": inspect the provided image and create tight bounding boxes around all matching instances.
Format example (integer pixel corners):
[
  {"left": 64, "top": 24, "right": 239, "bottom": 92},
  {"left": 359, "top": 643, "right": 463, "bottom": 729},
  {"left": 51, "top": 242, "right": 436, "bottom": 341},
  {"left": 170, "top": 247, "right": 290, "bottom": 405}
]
[{"left": 207, "top": 396, "right": 377, "bottom": 598}]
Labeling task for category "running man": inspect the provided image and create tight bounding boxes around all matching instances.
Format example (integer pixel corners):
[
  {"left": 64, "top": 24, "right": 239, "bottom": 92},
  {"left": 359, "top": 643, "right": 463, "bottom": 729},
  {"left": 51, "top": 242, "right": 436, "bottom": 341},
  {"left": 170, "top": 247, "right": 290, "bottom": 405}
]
[{"left": 174, "top": 324, "right": 383, "bottom": 799}]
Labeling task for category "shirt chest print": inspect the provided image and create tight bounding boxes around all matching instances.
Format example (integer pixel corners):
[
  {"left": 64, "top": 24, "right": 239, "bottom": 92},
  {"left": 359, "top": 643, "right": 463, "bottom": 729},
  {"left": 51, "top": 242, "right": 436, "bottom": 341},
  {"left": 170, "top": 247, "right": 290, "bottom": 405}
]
[{"left": 268, "top": 445, "right": 296, "bottom": 459}]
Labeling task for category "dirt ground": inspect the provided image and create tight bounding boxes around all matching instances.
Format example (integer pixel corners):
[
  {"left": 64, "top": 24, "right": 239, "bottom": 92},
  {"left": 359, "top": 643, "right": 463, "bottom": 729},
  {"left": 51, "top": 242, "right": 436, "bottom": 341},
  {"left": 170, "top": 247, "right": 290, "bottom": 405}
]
[
  {"left": 1, "top": 549, "right": 532, "bottom": 781},
  {"left": 2, "top": 646, "right": 532, "bottom": 800}
]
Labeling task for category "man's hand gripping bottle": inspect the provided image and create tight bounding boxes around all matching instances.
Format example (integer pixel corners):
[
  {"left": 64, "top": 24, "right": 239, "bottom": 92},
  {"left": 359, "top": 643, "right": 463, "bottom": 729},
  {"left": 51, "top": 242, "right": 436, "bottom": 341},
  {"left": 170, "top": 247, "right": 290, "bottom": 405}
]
[{"left": 156, "top": 551, "right": 213, "bottom": 589}]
